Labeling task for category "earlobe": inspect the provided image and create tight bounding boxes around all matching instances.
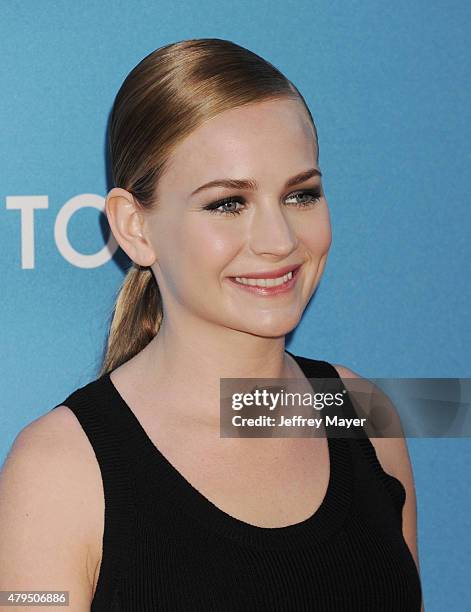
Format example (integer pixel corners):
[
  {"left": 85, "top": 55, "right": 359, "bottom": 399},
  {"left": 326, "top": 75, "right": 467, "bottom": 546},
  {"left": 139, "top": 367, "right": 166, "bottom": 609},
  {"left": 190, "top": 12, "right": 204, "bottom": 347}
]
[{"left": 105, "top": 188, "right": 156, "bottom": 266}]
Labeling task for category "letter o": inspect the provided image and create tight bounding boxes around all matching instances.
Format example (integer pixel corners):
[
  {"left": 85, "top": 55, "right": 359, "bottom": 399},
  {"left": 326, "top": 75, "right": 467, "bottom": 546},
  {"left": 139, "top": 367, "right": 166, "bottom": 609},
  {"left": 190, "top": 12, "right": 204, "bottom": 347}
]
[{"left": 54, "top": 194, "right": 119, "bottom": 268}]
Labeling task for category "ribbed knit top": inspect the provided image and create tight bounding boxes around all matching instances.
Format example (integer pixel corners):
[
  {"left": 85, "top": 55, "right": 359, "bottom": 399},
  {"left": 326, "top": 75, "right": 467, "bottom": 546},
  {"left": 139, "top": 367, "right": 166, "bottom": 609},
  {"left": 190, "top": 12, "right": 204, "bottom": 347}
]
[{"left": 52, "top": 352, "right": 422, "bottom": 611}]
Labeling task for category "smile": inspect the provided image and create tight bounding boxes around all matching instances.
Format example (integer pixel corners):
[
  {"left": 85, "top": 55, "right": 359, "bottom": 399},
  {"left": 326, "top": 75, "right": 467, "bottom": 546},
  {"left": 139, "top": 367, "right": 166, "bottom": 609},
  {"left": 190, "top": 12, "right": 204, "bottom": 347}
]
[
  {"left": 227, "top": 266, "right": 301, "bottom": 296},
  {"left": 234, "top": 270, "right": 293, "bottom": 287}
]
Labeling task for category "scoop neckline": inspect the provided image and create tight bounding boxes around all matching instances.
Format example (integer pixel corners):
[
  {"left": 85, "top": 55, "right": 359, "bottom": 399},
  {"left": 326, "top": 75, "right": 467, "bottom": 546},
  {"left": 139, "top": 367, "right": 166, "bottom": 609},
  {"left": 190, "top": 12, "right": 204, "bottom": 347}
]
[{"left": 102, "top": 351, "right": 353, "bottom": 550}]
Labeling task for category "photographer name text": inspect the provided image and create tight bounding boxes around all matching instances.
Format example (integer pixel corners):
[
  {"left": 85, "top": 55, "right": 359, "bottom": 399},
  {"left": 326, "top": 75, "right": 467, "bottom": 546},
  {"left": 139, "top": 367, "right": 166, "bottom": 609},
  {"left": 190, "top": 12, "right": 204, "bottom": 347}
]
[{"left": 232, "top": 415, "right": 366, "bottom": 428}]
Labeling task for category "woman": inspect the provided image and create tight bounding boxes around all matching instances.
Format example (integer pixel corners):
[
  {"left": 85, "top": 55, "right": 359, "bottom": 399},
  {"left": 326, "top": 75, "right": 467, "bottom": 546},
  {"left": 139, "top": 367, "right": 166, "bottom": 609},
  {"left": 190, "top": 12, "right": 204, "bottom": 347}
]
[{"left": 0, "top": 39, "right": 423, "bottom": 610}]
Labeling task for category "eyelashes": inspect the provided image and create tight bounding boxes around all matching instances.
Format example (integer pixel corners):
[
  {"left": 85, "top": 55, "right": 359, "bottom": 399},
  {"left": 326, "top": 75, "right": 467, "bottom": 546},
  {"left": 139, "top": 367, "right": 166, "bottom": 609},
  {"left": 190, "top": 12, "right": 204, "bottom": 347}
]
[{"left": 202, "top": 188, "right": 323, "bottom": 216}]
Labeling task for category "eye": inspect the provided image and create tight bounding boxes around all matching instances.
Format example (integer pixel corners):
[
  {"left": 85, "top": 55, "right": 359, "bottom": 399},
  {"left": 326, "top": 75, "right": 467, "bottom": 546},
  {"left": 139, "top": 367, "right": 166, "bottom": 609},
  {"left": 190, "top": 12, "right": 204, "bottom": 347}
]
[
  {"left": 202, "top": 188, "right": 323, "bottom": 217},
  {"left": 203, "top": 196, "right": 246, "bottom": 216},
  {"left": 285, "top": 188, "right": 323, "bottom": 207}
]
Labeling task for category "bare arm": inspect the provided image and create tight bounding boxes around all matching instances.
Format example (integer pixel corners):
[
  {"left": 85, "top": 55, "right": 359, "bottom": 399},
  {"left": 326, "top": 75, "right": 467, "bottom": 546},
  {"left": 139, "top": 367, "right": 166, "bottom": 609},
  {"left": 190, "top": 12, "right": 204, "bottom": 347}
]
[
  {"left": 333, "top": 364, "right": 424, "bottom": 612},
  {"left": 0, "top": 407, "right": 101, "bottom": 611}
]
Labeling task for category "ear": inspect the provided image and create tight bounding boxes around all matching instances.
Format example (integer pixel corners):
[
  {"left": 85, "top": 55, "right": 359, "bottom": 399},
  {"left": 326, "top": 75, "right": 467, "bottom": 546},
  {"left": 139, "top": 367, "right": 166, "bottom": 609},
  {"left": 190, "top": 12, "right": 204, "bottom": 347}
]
[{"left": 105, "top": 187, "right": 156, "bottom": 266}]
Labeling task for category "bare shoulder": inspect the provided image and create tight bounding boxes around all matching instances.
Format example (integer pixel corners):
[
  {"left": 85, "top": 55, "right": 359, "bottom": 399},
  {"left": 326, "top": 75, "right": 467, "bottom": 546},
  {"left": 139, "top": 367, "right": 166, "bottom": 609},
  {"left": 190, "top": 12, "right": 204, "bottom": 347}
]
[
  {"left": 331, "top": 364, "right": 410, "bottom": 478},
  {"left": 332, "top": 364, "right": 421, "bottom": 577},
  {"left": 0, "top": 405, "right": 104, "bottom": 608}
]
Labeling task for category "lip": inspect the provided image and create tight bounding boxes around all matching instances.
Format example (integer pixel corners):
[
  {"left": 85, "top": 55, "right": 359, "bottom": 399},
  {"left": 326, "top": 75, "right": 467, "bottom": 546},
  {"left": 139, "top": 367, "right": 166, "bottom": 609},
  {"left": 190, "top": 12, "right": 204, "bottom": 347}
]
[
  {"left": 226, "top": 264, "right": 302, "bottom": 297},
  {"left": 229, "top": 263, "right": 302, "bottom": 280}
]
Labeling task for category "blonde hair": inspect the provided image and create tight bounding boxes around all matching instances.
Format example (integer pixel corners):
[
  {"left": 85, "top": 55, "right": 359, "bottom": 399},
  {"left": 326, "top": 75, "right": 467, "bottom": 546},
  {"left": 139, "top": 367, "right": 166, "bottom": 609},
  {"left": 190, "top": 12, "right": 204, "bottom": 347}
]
[{"left": 99, "top": 38, "right": 318, "bottom": 376}]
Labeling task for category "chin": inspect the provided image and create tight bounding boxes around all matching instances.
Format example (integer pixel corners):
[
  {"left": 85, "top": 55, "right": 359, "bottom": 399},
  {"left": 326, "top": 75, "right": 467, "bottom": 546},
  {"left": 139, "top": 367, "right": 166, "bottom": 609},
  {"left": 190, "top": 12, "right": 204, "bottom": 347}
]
[{"left": 241, "top": 315, "right": 301, "bottom": 339}]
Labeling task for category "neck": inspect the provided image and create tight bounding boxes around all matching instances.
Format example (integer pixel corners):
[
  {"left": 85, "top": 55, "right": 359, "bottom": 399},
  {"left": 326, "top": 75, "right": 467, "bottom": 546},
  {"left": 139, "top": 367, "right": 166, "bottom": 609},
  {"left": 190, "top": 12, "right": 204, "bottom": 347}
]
[
  {"left": 126, "top": 314, "right": 301, "bottom": 426},
  {"left": 149, "top": 315, "right": 294, "bottom": 378}
]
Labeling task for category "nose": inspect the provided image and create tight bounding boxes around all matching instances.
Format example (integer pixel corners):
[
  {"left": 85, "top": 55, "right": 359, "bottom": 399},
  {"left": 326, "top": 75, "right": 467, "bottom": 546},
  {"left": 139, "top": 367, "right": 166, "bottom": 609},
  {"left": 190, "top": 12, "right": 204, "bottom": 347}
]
[{"left": 248, "top": 199, "right": 299, "bottom": 257}]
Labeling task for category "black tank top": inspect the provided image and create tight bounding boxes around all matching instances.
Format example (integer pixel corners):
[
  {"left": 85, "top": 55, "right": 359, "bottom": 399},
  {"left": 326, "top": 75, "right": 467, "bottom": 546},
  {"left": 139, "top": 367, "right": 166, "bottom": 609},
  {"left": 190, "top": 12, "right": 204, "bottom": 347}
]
[{"left": 52, "top": 352, "right": 422, "bottom": 611}]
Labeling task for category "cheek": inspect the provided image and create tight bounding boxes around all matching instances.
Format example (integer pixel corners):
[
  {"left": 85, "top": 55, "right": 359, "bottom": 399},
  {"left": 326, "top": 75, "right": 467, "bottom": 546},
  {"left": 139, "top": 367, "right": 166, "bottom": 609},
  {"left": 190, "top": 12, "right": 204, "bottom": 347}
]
[
  {"left": 297, "top": 207, "right": 332, "bottom": 255},
  {"left": 179, "top": 218, "right": 242, "bottom": 274}
]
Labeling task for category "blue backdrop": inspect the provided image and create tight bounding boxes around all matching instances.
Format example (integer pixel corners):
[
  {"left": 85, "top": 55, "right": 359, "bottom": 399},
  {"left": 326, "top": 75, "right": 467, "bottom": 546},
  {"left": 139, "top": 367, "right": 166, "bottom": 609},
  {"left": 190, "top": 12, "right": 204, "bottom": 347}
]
[{"left": 1, "top": 1, "right": 470, "bottom": 609}]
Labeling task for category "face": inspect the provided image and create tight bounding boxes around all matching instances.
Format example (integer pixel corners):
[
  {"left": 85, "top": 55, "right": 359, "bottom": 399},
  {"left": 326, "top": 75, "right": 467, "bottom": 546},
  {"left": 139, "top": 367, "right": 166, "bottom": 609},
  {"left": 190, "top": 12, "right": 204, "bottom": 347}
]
[{"left": 143, "top": 97, "right": 332, "bottom": 338}]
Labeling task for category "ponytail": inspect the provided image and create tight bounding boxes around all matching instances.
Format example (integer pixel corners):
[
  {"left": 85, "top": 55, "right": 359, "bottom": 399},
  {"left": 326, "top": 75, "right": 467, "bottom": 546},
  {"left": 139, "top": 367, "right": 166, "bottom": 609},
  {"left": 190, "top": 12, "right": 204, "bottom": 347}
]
[{"left": 99, "top": 264, "right": 163, "bottom": 376}]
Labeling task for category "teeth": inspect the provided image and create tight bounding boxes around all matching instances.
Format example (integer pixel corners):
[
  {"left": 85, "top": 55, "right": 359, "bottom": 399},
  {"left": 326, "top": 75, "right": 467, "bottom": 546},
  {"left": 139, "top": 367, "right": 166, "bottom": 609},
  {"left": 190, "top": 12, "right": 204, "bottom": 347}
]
[{"left": 234, "top": 270, "right": 293, "bottom": 287}]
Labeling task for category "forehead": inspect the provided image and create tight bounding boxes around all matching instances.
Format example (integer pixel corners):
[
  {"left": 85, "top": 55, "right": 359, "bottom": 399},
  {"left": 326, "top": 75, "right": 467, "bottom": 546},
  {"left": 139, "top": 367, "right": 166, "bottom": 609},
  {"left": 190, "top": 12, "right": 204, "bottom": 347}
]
[{"left": 159, "top": 98, "right": 318, "bottom": 192}]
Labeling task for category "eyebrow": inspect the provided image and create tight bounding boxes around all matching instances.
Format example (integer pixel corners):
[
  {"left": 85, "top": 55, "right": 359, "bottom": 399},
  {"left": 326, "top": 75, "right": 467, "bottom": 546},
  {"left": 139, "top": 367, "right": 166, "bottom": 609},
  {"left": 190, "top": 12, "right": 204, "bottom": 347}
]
[{"left": 190, "top": 168, "right": 322, "bottom": 197}]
